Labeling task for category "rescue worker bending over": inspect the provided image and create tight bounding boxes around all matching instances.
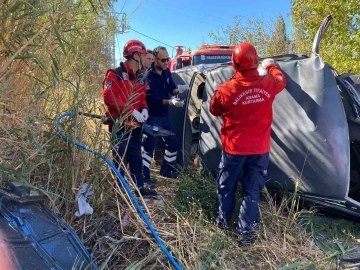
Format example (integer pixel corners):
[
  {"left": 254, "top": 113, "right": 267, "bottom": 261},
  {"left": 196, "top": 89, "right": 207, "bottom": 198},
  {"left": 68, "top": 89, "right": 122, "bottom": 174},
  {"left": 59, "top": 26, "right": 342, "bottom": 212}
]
[
  {"left": 142, "top": 46, "right": 189, "bottom": 185},
  {"left": 210, "top": 42, "right": 287, "bottom": 247},
  {"left": 103, "top": 39, "right": 157, "bottom": 197}
]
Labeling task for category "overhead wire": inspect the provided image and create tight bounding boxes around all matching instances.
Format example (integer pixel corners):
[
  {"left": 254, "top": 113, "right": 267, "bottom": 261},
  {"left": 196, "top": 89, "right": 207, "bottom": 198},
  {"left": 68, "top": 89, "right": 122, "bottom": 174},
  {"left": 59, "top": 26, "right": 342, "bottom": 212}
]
[
  {"left": 110, "top": 4, "right": 126, "bottom": 65},
  {"left": 127, "top": 0, "right": 146, "bottom": 19},
  {"left": 114, "top": 0, "right": 228, "bottom": 51},
  {"left": 114, "top": 0, "right": 242, "bottom": 54},
  {"left": 113, "top": 0, "right": 174, "bottom": 55},
  {"left": 119, "top": 0, "right": 128, "bottom": 14},
  {"left": 129, "top": 27, "right": 175, "bottom": 48}
]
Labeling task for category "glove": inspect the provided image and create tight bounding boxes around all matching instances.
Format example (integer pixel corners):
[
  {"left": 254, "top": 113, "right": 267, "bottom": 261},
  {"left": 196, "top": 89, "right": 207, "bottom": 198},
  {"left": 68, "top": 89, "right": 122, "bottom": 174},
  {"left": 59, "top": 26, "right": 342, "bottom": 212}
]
[
  {"left": 257, "top": 65, "right": 268, "bottom": 76},
  {"left": 262, "top": 58, "right": 275, "bottom": 69},
  {"left": 141, "top": 108, "right": 149, "bottom": 121},
  {"left": 169, "top": 98, "right": 184, "bottom": 107},
  {"left": 132, "top": 109, "right": 145, "bottom": 123},
  {"left": 213, "top": 79, "right": 221, "bottom": 89},
  {"left": 176, "top": 84, "right": 190, "bottom": 94}
]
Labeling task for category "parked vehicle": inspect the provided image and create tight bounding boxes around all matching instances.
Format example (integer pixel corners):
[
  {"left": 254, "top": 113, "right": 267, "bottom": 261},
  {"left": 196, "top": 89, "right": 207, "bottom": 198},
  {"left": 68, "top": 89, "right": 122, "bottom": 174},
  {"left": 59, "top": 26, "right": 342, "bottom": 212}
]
[{"left": 168, "top": 44, "right": 235, "bottom": 71}]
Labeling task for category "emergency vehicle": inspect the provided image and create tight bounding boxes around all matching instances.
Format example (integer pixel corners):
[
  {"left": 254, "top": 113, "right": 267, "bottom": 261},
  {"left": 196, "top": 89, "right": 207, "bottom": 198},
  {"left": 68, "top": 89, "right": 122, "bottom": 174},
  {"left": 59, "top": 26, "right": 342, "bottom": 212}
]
[{"left": 168, "top": 44, "right": 235, "bottom": 71}]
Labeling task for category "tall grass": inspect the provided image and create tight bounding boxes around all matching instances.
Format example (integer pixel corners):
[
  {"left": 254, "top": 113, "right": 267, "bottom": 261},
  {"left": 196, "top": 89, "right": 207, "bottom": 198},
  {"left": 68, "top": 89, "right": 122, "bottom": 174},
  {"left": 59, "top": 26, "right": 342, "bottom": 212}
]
[
  {"left": 1, "top": 1, "right": 360, "bottom": 270},
  {"left": 0, "top": 0, "right": 117, "bottom": 231}
]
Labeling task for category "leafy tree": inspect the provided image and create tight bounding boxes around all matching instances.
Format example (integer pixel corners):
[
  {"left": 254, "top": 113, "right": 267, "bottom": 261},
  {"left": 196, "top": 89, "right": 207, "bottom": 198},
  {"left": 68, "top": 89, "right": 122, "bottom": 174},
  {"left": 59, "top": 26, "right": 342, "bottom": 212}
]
[
  {"left": 208, "top": 15, "right": 289, "bottom": 57},
  {"left": 291, "top": 0, "right": 360, "bottom": 73},
  {"left": 267, "top": 15, "right": 288, "bottom": 56}
]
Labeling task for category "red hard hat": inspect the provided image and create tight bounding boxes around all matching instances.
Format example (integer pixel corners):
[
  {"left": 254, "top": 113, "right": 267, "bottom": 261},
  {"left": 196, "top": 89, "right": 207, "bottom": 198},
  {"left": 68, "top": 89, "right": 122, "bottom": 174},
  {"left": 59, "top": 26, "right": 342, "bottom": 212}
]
[
  {"left": 231, "top": 42, "right": 259, "bottom": 72},
  {"left": 123, "top": 40, "right": 147, "bottom": 58}
]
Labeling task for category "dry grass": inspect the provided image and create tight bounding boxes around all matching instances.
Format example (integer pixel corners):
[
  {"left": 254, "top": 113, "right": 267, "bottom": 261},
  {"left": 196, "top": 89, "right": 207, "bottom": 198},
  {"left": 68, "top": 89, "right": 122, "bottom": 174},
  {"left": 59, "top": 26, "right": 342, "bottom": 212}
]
[
  {"left": 2, "top": 81, "right": 359, "bottom": 269},
  {"left": 55, "top": 159, "right": 328, "bottom": 270},
  {"left": 1, "top": 1, "right": 360, "bottom": 270},
  {"left": 0, "top": 74, "right": 356, "bottom": 270},
  {"left": 0, "top": 115, "right": 346, "bottom": 270},
  {"left": 0, "top": 67, "right": 348, "bottom": 270}
]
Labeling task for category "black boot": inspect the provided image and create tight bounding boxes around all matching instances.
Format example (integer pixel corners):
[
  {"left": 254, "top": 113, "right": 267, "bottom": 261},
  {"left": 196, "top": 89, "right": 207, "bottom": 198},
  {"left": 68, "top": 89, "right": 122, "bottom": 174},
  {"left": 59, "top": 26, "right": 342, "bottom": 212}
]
[
  {"left": 144, "top": 179, "right": 156, "bottom": 190},
  {"left": 137, "top": 187, "right": 158, "bottom": 198},
  {"left": 238, "top": 231, "right": 256, "bottom": 248}
]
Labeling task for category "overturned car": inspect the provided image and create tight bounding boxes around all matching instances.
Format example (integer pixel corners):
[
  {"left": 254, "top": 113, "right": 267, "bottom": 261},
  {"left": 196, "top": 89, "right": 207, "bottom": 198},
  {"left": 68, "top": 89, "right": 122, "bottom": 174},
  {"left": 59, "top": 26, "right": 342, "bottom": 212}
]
[{"left": 168, "top": 16, "right": 360, "bottom": 219}]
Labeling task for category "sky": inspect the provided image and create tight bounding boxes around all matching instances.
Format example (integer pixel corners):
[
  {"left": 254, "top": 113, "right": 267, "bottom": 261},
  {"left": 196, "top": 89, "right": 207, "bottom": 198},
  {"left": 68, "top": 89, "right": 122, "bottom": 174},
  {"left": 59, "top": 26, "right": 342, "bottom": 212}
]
[{"left": 112, "top": 0, "right": 292, "bottom": 65}]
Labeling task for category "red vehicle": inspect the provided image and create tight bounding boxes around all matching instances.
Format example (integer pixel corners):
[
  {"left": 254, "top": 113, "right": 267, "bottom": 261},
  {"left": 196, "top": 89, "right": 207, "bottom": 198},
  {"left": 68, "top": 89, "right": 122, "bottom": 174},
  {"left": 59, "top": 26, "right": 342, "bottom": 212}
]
[{"left": 168, "top": 44, "right": 235, "bottom": 71}]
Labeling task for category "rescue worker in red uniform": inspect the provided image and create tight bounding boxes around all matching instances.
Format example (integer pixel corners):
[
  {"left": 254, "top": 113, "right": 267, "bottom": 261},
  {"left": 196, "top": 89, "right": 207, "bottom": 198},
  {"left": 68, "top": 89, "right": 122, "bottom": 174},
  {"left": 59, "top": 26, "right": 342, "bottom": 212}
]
[
  {"left": 210, "top": 42, "right": 287, "bottom": 247},
  {"left": 103, "top": 39, "right": 157, "bottom": 197}
]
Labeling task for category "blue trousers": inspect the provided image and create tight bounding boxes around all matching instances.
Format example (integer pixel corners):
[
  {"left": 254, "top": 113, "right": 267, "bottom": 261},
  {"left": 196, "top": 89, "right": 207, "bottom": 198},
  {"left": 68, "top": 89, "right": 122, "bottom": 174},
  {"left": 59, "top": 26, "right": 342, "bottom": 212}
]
[
  {"left": 142, "top": 116, "right": 178, "bottom": 180},
  {"left": 216, "top": 151, "right": 269, "bottom": 235},
  {"left": 109, "top": 125, "right": 144, "bottom": 189}
]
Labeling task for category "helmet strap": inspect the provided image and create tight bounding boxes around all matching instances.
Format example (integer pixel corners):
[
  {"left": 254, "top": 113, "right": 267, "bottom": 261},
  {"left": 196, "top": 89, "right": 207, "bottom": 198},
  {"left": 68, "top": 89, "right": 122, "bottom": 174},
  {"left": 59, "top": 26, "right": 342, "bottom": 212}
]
[{"left": 130, "top": 52, "right": 143, "bottom": 69}]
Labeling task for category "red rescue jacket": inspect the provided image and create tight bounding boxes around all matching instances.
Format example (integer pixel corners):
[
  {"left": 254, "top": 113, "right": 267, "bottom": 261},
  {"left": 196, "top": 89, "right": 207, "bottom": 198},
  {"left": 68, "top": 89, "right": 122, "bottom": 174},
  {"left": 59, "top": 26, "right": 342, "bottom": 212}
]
[
  {"left": 210, "top": 65, "right": 287, "bottom": 155},
  {"left": 102, "top": 62, "right": 148, "bottom": 123}
]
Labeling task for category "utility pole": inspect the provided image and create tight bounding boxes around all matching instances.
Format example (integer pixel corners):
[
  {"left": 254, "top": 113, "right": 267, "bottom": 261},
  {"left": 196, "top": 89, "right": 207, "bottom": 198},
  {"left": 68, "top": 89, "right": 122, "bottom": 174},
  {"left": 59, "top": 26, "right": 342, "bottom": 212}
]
[{"left": 111, "top": 12, "right": 129, "bottom": 68}]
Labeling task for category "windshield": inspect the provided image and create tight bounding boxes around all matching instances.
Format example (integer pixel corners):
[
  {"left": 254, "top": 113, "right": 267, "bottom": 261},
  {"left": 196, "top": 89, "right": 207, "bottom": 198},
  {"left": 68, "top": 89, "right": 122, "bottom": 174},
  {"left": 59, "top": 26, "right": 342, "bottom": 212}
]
[{"left": 193, "top": 54, "right": 232, "bottom": 65}]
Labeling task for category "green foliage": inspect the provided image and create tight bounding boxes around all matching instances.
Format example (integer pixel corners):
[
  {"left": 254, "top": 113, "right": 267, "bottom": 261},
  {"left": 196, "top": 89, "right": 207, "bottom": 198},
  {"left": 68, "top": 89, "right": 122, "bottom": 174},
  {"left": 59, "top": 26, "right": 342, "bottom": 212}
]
[
  {"left": 173, "top": 170, "right": 217, "bottom": 219},
  {"left": 268, "top": 15, "right": 288, "bottom": 56},
  {"left": 298, "top": 211, "right": 360, "bottom": 255},
  {"left": 208, "top": 15, "right": 290, "bottom": 57},
  {"left": 196, "top": 234, "right": 230, "bottom": 270},
  {"left": 291, "top": 0, "right": 360, "bottom": 73}
]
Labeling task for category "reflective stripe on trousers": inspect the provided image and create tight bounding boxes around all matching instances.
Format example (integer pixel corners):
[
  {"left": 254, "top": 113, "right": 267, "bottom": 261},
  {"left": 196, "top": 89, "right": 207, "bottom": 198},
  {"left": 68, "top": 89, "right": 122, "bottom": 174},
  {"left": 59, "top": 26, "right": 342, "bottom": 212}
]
[
  {"left": 215, "top": 151, "right": 269, "bottom": 235},
  {"left": 142, "top": 116, "right": 178, "bottom": 180}
]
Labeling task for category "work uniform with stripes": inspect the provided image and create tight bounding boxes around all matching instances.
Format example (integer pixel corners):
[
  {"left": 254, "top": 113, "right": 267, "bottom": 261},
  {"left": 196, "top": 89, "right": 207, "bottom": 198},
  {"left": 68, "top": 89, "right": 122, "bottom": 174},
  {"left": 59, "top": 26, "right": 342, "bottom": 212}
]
[{"left": 142, "top": 62, "right": 179, "bottom": 182}]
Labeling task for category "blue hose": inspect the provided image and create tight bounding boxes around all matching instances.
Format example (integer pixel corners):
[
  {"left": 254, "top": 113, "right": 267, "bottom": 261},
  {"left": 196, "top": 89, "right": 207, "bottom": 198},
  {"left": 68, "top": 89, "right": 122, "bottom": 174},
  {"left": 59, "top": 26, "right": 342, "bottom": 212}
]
[{"left": 56, "top": 111, "right": 182, "bottom": 270}]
